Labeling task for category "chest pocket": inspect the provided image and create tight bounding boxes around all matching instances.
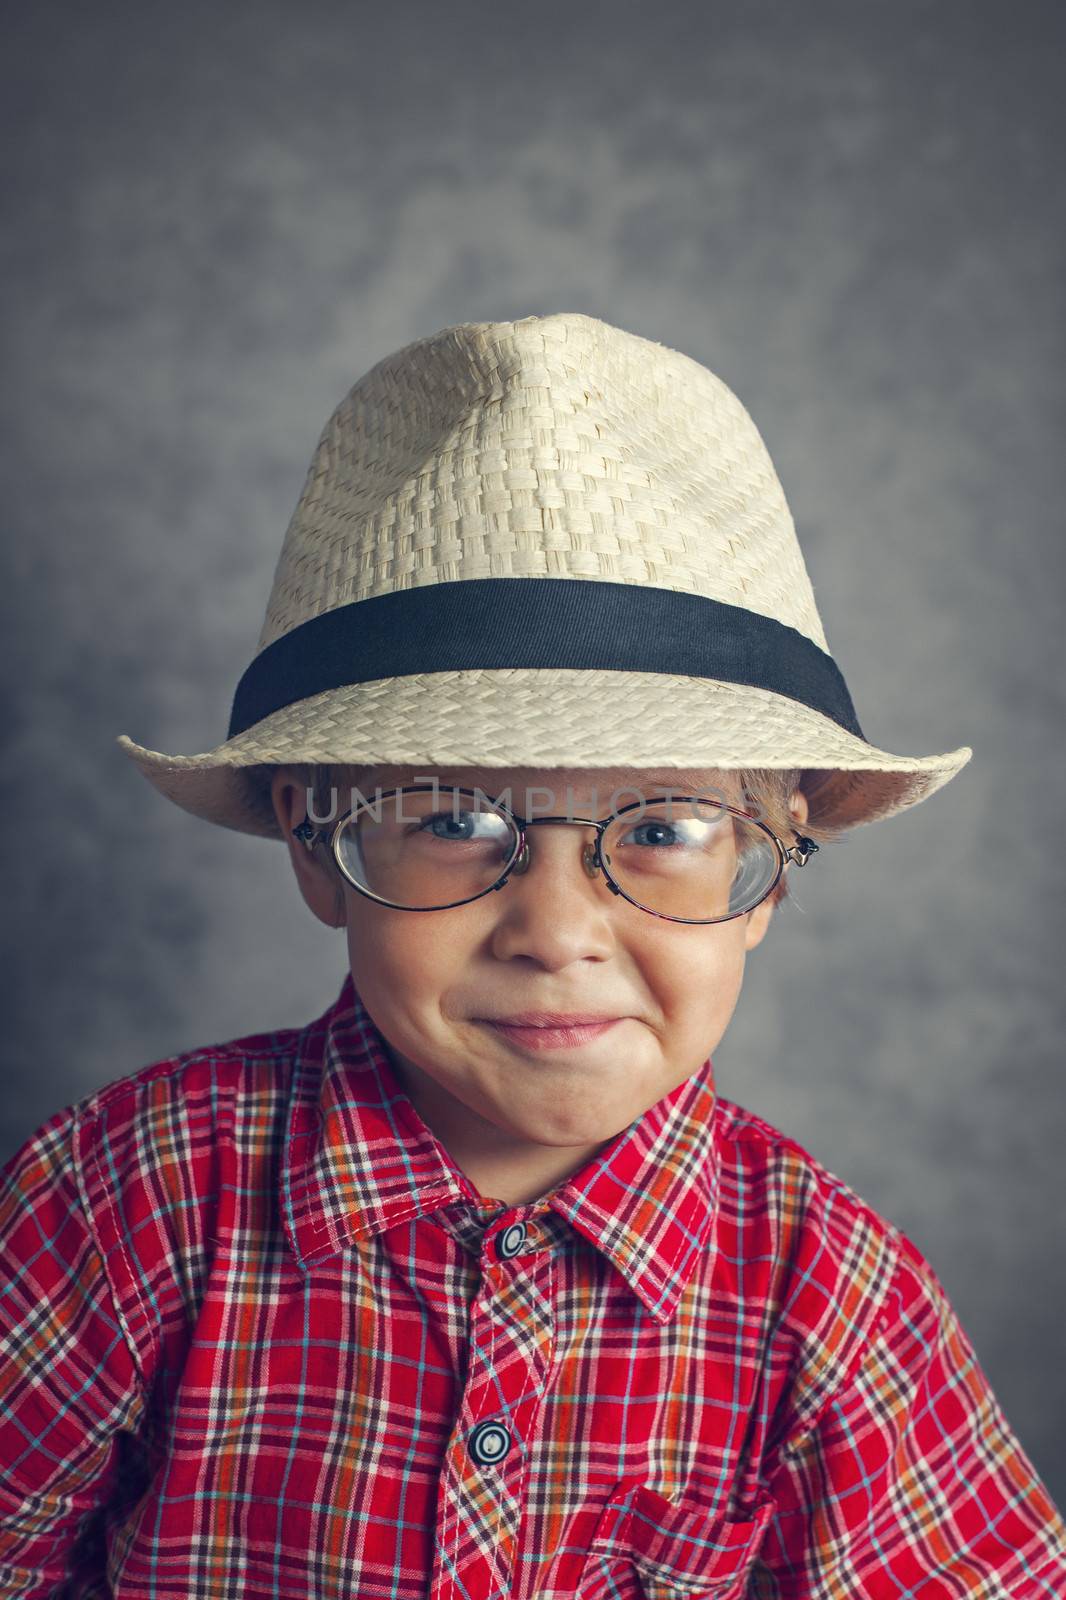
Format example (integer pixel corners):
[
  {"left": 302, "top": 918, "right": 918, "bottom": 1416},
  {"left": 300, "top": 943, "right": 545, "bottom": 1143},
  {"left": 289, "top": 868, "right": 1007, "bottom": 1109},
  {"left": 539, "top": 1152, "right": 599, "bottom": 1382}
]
[{"left": 578, "top": 1481, "right": 776, "bottom": 1600}]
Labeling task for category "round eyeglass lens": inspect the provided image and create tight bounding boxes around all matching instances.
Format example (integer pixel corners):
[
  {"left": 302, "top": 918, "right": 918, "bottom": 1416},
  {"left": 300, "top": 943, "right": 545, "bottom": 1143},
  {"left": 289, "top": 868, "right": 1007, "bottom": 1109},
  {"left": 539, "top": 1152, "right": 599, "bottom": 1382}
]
[
  {"left": 599, "top": 799, "right": 782, "bottom": 921},
  {"left": 334, "top": 788, "right": 520, "bottom": 909},
  {"left": 333, "top": 788, "right": 782, "bottom": 920}
]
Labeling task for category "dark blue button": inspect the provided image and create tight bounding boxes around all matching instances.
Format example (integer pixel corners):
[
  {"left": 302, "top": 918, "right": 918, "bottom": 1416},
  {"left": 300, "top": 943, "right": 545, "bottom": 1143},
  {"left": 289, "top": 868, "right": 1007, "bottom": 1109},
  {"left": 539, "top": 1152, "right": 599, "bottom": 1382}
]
[
  {"left": 497, "top": 1222, "right": 527, "bottom": 1259},
  {"left": 468, "top": 1419, "right": 512, "bottom": 1466}
]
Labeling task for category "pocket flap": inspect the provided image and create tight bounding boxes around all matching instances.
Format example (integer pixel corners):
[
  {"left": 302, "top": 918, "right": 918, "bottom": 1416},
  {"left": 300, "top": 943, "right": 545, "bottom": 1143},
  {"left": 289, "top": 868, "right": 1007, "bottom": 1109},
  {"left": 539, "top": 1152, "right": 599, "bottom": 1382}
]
[{"left": 585, "top": 1481, "right": 775, "bottom": 1597}]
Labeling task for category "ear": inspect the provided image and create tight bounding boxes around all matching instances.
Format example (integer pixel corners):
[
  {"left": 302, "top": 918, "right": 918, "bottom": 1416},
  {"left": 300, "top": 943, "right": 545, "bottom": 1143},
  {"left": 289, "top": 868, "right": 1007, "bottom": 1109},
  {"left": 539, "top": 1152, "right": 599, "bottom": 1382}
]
[
  {"left": 742, "top": 784, "right": 810, "bottom": 952},
  {"left": 786, "top": 785, "right": 810, "bottom": 831},
  {"left": 270, "top": 768, "right": 348, "bottom": 931}
]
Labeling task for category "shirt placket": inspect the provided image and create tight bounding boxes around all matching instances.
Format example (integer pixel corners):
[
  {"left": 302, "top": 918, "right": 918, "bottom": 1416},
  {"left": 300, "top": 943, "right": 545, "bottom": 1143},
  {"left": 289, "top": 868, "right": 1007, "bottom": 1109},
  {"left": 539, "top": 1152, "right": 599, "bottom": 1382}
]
[{"left": 429, "top": 1210, "right": 556, "bottom": 1600}]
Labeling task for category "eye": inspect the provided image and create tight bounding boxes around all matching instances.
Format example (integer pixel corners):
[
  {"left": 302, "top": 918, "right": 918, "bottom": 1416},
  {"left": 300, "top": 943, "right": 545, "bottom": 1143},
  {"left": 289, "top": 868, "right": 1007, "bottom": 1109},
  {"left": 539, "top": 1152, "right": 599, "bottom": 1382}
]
[
  {"left": 618, "top": 809, "right": 728, "bottom": 848},
  {"left": 419, "top": 810, "right": 485, "bottom": 842},
  {"left": 626, "top": 819, "right": 685, "bottom": 848},
  {"left": 410, "top": 808, "right": 515, "bottom": 852}
]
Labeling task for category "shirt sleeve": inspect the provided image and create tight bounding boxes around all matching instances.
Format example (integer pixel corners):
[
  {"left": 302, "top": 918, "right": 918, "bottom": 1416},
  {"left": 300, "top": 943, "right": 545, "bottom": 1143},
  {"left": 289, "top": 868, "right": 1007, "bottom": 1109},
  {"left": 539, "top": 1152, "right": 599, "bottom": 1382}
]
[
  {"left": 0, "top": 1102, "right": 148, "bottom": 1598},
  {"left": 756, "top": 1230, "right": 1066, "bottom": 1597}
]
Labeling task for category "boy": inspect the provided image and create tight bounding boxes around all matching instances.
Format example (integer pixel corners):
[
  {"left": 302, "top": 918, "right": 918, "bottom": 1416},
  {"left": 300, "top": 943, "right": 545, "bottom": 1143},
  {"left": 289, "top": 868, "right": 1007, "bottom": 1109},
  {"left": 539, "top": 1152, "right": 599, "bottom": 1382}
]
[{"left": 3, "top": 313, "right": 1064, "bottom": 1596}]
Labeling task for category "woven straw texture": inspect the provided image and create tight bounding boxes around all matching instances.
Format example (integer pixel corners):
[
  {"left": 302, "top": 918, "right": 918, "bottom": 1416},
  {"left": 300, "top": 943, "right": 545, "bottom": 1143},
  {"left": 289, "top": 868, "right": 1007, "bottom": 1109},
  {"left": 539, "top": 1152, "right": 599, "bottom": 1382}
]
[{"left": 117, "top": 312, "right": 971, "bottom": 840}]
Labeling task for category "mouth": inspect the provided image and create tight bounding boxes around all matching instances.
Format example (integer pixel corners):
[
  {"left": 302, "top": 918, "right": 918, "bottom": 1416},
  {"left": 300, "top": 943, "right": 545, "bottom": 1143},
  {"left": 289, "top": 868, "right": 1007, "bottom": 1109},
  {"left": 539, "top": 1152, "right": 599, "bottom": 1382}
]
[{"left": 480, "top": 1017, "right": 624, "bottom": 1053}]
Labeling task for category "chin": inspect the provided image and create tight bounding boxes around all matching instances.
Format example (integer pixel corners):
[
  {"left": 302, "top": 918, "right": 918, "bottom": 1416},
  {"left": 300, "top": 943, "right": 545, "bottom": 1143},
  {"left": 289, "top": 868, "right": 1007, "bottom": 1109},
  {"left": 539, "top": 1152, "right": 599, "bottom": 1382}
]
[{"left": 508, "top": 1109, "right": 630, "bottom": 1149}]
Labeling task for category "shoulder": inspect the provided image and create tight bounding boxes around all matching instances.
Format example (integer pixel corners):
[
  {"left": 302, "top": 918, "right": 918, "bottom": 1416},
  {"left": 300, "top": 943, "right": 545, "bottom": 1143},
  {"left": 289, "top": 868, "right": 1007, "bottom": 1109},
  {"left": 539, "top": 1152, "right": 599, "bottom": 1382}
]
[
  {"left": 720, "top": 1103, "right": 1066, "bottom": 1584},
  {"left": 712, "top": 1092, "right": 902, "bottom": 1254},
  {"left": 2, "top": 1024, "right": 288, "bottom": 1200},
  {"left": 710, "top": 1094, "right": 907, "bottom": 1441},
  {"left": 0, "top": 1013, "right": 316, "bottom": 1457},
  {"left": 2, "top": 1014, "right": 310, "bottom": 1366},
  {"left": 62, "top": 1017, "right": 308, "bottom": 1230},
  {"left": 69, "top": 1016, "right": 305, "bottom": 1146},
  {"left": 4, "top": 1010, "right": 309, "bottom": 1198}
]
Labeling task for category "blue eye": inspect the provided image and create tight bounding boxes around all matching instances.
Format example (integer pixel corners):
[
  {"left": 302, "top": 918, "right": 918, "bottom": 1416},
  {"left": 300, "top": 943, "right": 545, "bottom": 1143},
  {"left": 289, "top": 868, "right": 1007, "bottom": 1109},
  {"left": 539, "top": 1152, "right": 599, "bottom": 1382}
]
[
  {"left": 422, "top": 811, "right": 480, "bottom": 841},
  {"left": 415, "top": 810, "right": 515, "bottom": 850},
  {"left": 619, "top": 811, "right": 726, "bottom": 848},
  {"left": 629, "top": 820, "right": 683, "bottom": 848}
]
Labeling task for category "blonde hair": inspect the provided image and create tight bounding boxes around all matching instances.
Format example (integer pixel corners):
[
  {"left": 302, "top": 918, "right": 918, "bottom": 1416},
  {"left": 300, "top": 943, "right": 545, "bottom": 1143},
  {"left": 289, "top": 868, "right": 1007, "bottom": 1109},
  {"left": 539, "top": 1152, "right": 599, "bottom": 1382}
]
[{"left": 244, "top": 761, "right": 850, "bottom": 911}]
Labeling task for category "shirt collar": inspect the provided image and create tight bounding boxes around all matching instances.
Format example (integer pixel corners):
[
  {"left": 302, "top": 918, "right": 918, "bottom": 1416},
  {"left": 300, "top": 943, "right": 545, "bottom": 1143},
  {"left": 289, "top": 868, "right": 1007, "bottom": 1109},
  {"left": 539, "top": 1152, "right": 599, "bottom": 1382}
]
[{"left": 282, "top": 973, "right": 720, "bottom": 1325}]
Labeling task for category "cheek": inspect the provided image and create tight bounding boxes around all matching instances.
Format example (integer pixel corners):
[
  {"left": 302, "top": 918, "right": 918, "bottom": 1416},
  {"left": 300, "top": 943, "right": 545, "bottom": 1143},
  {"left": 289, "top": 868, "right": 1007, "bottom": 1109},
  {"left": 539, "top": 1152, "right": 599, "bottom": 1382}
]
[
  {"left": 650, "top": 917, "right": 747, "bottom": 982},
  {"left": 342, "top": 920, "right": 441, "bottom": 1066},
  {"left": 651, "top": 928, "right": 748, "bottom": 1030},
  {"left": 343, "top": 904, "right": 470, "bottom": 1008}
]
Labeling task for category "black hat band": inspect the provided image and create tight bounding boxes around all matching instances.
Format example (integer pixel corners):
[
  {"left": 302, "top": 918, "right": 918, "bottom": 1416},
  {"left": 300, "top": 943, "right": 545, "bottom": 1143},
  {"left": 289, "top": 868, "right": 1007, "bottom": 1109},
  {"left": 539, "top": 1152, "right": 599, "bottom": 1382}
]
[{"left": 227, "top": 577, "right": 866, "bottom": 744}]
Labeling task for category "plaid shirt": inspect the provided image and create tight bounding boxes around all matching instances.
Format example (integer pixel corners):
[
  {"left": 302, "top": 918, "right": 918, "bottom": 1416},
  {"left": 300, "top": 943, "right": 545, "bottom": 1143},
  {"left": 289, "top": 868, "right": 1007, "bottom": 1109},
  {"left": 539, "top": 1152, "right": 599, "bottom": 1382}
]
[{"left": 2, "top": 974, "right": 1064, "bottom": 1599}]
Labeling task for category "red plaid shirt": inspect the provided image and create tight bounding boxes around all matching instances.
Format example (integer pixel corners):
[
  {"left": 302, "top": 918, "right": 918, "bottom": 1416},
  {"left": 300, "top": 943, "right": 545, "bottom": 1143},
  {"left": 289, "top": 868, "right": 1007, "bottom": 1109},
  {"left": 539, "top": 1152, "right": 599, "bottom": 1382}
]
[{"left": 2, "top": 973, "right": 1064, "bottom": 1598}]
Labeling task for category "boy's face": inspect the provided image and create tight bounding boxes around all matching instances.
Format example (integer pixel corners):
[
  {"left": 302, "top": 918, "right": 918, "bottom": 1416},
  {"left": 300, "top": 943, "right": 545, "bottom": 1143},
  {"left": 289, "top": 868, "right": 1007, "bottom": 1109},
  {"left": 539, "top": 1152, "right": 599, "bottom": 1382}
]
[{"left": 272, "top": 765, "right": 808, "bottom": 1206}]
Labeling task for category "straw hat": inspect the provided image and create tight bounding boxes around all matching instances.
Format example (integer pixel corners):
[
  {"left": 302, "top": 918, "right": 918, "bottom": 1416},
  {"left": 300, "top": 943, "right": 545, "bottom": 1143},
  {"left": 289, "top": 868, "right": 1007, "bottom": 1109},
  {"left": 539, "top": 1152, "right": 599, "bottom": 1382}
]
[{"left": 117, "top": 312, "right": 971, "bottom": 839}]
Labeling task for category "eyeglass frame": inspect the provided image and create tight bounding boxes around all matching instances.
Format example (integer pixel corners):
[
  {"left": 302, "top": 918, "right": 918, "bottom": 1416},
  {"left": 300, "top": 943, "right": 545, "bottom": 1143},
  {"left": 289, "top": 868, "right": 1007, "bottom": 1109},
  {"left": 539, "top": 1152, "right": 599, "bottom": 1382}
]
[{"left": 291, "top": 784, "right": 820, "bottom": 925}]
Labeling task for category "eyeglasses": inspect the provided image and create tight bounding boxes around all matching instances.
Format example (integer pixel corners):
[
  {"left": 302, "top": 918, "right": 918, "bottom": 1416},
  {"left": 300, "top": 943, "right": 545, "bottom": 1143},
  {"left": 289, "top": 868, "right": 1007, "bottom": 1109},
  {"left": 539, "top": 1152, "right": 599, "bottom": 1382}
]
[{"left": 292, "top": 785, "right": 819, "bottom": 925}]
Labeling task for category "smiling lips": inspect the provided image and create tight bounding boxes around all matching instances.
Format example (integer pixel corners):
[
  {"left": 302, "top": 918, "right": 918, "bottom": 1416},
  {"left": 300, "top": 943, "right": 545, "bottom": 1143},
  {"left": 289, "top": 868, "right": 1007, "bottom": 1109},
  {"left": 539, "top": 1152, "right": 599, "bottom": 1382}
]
[
  {"left": 488, "top": 1012, "right": 622, "bottom": 1027},
  {"left": 481, "top": 1013, "right": 625, "bottom": 1052}
]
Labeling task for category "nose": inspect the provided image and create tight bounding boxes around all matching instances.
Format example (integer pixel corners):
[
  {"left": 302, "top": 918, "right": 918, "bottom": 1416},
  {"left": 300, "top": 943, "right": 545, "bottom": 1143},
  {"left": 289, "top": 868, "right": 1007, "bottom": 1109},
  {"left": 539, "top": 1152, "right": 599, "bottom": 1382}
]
[{"left": 488, "top": 823, "right": 618, "bottom": 966}]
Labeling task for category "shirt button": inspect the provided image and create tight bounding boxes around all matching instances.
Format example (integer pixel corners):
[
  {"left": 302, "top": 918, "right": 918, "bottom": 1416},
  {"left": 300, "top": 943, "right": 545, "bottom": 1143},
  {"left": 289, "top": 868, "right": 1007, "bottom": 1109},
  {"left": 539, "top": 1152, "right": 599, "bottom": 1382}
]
[
  {"left": 497, "top": 1222, "right": 527, "bottom": 1259},
  {"left": 468, "top": 1419, "right": 512, "bottom": 1466}
]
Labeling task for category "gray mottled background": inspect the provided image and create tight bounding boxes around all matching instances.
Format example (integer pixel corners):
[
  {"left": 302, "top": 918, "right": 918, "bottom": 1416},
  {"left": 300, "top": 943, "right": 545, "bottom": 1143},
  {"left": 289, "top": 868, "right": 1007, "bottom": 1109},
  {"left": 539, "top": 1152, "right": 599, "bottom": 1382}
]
[{"left": 2, "top": 0, "right": 1064, "bottom": 1506}]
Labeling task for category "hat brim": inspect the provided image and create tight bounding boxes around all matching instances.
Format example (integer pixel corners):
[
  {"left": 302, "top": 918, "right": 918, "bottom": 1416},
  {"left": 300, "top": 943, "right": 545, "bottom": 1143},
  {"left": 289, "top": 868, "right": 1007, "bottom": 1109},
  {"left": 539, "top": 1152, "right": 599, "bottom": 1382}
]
[{"left": 116, "top": 670, "right": 972, "bottom": 840}]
